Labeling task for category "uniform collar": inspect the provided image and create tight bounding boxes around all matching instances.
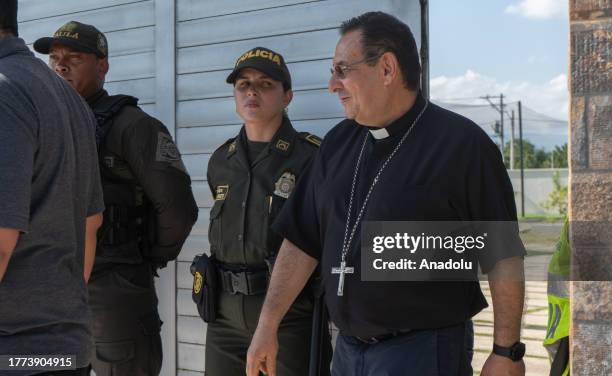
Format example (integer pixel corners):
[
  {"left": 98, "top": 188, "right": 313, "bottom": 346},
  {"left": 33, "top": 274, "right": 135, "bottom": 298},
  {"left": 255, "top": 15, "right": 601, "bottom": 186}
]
[
  {"left": 0, "top": 37, "right": 32, "bottom": 60},
  {"left": 227, "top": 116, "right": 297, "bottom": 160},
  {"left": 86, "top": 88, "right": 108, "bottom": 107},
  {"left": 366, "top": 91, "right": 427, "bottom": 140},
  {"left": 269, "top": 116, "right": 298, "bottom": 157}
]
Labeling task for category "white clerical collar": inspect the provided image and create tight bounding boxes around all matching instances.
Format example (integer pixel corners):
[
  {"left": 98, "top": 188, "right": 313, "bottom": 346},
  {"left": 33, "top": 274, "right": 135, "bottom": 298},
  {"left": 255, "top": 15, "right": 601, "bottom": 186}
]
[{"left": 369, "top": 127, "right": 390, "bottom": 139}]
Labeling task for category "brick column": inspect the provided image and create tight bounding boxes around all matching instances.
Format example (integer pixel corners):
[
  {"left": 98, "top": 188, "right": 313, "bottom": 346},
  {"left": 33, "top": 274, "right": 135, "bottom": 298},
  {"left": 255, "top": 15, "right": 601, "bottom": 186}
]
[{"left": 569, "top": 1, "right": 612, "bottom": 375}]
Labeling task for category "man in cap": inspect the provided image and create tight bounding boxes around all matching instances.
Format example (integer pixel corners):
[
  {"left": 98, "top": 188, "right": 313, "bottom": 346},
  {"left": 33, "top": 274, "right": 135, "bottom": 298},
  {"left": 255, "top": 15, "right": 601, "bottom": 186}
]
[
  {"left": 247, "top": 12, "right": 526, "bottom": 376},
  {"left": 201, "top": 46, "right": 331, "bottom": 375},
  {"left": 0, "top": 1, "right": 103, "bottom": 374},
  {"left": 34, "top": 21, "right": 199, "bottom": 376}
]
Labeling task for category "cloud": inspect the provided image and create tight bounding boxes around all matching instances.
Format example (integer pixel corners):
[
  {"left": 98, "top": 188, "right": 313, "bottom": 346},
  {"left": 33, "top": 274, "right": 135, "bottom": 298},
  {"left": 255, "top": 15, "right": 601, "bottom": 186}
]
[
  {"left": 430, "top": 70, "right": 569, "bottom": 149},
  {"left": 505, "top": 0, "right": 567, "bottom": 19},
  {"left": 430, "top": 69, "right": 568, "bottom": 121}
]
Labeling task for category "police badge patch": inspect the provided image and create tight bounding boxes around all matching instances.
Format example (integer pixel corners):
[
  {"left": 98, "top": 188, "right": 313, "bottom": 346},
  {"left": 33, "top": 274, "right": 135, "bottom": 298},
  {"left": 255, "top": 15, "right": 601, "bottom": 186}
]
[
  {"left": 156, "top": 132, "right": 188, "bottom": 173},
  {"left": 274, "top": 172, "right": 295, "bottom": 199},
  {"left": 193, "top": 271, "right": 203, "bottom": 294},
  {"left": 215, "top": 185, "right": 229, "bottom": 200},
  {"left": 156, "top": 132, "right": 180, "bottom": 161}
]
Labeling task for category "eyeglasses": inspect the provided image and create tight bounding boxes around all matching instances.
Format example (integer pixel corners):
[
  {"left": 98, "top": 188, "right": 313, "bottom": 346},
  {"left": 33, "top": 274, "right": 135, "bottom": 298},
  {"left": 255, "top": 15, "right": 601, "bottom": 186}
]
[{"left": 330, "top": 54, "right": 383, "bottom": 79}]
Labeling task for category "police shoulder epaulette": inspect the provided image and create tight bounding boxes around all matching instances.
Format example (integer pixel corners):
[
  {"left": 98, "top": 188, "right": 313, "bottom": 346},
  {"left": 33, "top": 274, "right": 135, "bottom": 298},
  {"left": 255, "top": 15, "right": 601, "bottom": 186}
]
[
  {"left": 299, "top": 132, "right": 322, "bottom": 147},
  {"left": 223, "top": 137, "right": 238, "bottom": 154}
]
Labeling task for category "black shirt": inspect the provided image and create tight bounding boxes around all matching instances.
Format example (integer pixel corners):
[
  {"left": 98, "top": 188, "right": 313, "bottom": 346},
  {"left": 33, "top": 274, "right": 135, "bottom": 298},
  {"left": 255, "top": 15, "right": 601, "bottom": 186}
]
[
  {"left": 272, "top": 93, "right": 525, "bottom": 337},
  {"left": 246, "top": 139, "right": 269, "bottom": 166}
]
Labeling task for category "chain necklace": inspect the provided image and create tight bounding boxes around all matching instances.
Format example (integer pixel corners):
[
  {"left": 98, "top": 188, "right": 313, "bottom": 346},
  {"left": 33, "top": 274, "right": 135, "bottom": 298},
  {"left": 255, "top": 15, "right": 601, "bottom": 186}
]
[{"left": 331, "top": 100, "right": 429, "bottom": 296}]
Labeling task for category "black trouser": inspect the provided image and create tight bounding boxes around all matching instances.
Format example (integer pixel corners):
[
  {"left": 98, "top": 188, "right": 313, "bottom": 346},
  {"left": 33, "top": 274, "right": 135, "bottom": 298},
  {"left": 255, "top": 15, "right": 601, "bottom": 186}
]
[
  {"left": 332, "top": 321, "right": 474, "bottom": 376},
  {"left": 32, "top": 367, "right": 89, "bottom": 376},
  {"left": 205, "top": 291, "right": 332, "bottom": 376},
  {"left": 88, "top": 263, "right": 162, "bottom": 376}
]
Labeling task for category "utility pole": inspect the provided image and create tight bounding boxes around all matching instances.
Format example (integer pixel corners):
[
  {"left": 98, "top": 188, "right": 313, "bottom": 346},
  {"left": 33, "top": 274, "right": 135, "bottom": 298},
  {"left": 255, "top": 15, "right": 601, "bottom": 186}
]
[
  {"left": 518, "top": 101, "right": 525, "bottom": 217},
  {"left": 482, "top": 94, "right": 524, "bottom": 215},
  {"left": 481, "top": 94, "right": 506, "bottom": 163},
  {"left": 510, "top": 110, "right": 515, "bottom": 170},
  {"left": 499, "top": 93, "right": 504, "bottom": 159}
]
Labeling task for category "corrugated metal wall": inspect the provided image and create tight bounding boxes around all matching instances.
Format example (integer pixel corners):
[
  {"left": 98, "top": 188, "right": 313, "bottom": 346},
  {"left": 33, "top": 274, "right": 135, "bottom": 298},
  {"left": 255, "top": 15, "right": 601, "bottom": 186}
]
[{"left": 17, "top": 1, "right": 422, "bottom": 374}]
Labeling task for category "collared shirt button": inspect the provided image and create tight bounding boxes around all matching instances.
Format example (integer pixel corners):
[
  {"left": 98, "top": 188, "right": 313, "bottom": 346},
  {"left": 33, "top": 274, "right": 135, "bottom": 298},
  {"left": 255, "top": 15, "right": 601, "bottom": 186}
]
[
  {"left": 237, "top": 234, "right": 243, "bottom": 241},
  {"left": 241, "top": 201, "right": 246, "bottom": 208}
]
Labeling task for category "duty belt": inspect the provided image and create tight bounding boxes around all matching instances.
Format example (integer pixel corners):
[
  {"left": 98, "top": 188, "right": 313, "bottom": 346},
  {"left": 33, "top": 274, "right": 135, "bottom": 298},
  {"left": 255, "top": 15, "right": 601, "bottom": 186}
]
[
  {"left": 353, "top": 329, "right": 413, "bottom": 344},
  {"left": 217, "top": 266, "right": 268, "bottom": 295}
]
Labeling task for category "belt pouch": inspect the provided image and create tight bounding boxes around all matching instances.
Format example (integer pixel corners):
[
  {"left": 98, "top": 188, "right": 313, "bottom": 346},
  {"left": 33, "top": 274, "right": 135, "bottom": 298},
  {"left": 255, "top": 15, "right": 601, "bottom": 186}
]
[{"left": 191, "top": 253, "right": 218, "bottom": 322}]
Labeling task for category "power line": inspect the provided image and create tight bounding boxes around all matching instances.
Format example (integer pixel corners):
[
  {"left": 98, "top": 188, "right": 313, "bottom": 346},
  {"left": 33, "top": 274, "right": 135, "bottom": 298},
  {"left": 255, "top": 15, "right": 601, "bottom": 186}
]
[
  {"left": 435, "top": 103, "right": 495, "bottom": 108},
  {"left": 431, "top": 96, "right": 488, "bottom": 101}
]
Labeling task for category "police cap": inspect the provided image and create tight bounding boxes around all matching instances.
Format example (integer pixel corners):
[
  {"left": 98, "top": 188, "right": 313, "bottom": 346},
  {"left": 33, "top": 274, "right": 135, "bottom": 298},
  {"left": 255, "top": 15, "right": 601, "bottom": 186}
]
[
  {"left": 226, "top": 47, "right": 291, "bottom": 90},
  {"left": 34, "top": 21, "right": 108, "bottom": 58}
]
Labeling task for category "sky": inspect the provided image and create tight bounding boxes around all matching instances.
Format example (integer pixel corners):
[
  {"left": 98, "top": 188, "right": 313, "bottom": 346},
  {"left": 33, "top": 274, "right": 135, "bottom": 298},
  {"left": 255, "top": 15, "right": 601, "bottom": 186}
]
[{"left": 428, "top": 0, "right": 569, "bottom": 149}]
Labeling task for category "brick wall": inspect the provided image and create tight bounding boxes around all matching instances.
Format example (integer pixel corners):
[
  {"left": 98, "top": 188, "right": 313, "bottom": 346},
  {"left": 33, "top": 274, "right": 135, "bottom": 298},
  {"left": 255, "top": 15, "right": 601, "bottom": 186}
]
[{"left": 569, "top": 1, "right": 612, "bottom": 374}]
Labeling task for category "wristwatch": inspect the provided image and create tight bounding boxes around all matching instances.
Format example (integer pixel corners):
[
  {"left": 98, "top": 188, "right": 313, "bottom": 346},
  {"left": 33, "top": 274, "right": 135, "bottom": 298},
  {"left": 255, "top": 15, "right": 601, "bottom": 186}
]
[{"left": 493, "top": 341, "right": 526, "bottom": 361}]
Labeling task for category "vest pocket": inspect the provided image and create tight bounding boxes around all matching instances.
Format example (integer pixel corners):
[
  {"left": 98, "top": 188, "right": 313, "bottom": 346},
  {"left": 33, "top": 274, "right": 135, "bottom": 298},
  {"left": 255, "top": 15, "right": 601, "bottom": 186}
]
[{"left": 208, "top": 199, "right": 225, "bottom": 252}]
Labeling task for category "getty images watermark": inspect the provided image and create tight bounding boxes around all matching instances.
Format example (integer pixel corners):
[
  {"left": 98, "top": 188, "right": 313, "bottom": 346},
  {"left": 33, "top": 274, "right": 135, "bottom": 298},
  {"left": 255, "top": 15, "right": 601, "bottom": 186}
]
[{"left": 361, "top": 221, "right": 525, "bottom": 281}]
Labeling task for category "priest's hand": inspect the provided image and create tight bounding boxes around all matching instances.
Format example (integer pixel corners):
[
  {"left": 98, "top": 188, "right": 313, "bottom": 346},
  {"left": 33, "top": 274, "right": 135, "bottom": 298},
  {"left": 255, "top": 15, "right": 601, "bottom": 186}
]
[
  {"left": 246, "top": 239, "right": 318, "bottom": 376},
  {"left": 246, "top": 325, "right": 279, "bottom": 376},
  {"left": 480, "top": 353, "right": 525, "bottom": 376}
]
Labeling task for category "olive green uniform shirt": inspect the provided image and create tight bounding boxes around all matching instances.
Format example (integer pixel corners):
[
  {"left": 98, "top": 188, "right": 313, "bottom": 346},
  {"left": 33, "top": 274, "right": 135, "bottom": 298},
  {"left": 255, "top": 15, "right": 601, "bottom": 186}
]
[{"left": 207, "top": 117, "right": 321, "bottom": 267}]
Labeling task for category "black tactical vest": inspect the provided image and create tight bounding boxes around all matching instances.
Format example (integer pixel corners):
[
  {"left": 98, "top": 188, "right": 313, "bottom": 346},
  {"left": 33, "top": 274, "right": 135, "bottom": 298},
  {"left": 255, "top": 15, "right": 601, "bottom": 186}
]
[{"left": 93, "top": 94, "right": 152, "bottom": 265}]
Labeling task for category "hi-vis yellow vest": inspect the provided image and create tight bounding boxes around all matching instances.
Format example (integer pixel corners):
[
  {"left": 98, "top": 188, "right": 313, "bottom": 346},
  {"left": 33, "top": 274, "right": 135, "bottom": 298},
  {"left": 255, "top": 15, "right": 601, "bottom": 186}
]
[{"left": 544, "top": 218, "right": 570, "bottom": 376}]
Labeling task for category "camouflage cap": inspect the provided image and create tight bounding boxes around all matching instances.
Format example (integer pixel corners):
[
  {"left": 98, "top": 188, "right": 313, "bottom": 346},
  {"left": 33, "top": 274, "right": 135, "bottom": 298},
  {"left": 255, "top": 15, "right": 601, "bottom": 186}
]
[{"left": 34, "top": 21, "right": 108, "bottom": 58}]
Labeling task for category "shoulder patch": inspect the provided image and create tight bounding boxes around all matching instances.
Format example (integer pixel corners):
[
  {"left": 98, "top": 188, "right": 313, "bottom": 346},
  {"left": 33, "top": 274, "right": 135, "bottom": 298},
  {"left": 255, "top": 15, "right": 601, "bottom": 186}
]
[
  {"left": 156, "top": 132, "right": 180, "bottom": 161},
  {"left": 156, "top": 131, "right": 188, "bottom": 174},
  {"left": 301, "top": 133, "right": 322, "bottom": 147},
  {"left": 210, "top": 137, "right": 236, "bottom": 156}
]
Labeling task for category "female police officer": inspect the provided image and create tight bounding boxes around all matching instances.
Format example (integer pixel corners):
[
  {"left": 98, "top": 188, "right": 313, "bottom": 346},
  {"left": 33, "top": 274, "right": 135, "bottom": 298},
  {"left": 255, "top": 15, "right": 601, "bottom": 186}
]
[{"left": 202, "top": 47, "right": 330, "bottom": 375}]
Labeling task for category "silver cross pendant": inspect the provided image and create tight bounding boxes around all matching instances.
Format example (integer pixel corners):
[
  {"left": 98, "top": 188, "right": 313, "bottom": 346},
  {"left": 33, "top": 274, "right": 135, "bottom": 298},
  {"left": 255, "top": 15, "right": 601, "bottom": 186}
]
[{"left": 331, "top": 260, "right": 354, "bottom": 296}]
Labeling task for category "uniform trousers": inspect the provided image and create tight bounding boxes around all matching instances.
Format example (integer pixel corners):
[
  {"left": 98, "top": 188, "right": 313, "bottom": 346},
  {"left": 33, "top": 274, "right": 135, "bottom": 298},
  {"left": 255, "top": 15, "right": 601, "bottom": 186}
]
[
  {"left": 88, "top": 263, "right": 162, "bottom": 376},
  {"left": 331, "top": 321, "right": 474, "bottom": 376},
  {"left": 205, "top": 291, "right": 332, "bottom": 376}
]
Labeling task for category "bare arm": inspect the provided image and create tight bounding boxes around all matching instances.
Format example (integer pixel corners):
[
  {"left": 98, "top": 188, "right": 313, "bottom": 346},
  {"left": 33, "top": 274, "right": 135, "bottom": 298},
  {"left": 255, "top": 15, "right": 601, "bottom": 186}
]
[
  {"left": 482, "top": 256, "right": 526, "bottom": 375},
  {"left": 84, "top": 213, "right": 103, "bottom": 282},
  {"left": 0, "top": 228, "right": 20, "bottom": 282},
  {"left": 246, "top": 238, "right": 318, "bottom": 376},
  {"left": 489, "top": 256, "right": 525, "bottom": 345}
]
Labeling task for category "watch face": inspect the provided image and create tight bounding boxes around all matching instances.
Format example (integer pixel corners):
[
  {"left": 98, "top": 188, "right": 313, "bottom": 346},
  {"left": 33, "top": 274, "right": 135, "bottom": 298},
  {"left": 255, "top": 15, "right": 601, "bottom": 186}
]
[{"left": 511, "top": 342, "right": 526, "bottom": 361}]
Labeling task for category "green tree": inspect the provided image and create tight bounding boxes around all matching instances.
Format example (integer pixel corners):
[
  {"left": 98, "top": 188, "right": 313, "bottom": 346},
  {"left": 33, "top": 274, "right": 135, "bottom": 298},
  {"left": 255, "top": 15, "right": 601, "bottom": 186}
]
[
  {"left": 502, "top": 139, "right": 562, "bottom": 168},
  {"left": 550, "top": 143, "right": 568, "bottom": 168}
]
